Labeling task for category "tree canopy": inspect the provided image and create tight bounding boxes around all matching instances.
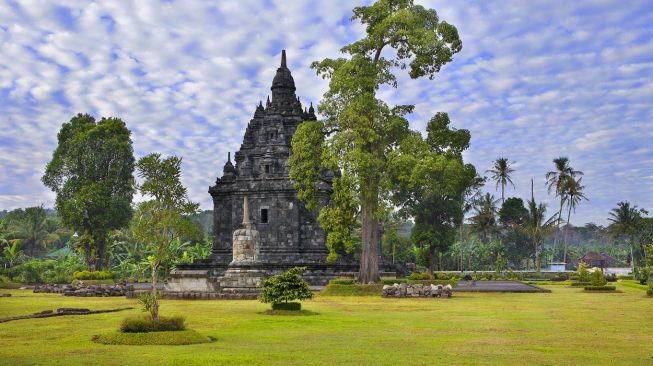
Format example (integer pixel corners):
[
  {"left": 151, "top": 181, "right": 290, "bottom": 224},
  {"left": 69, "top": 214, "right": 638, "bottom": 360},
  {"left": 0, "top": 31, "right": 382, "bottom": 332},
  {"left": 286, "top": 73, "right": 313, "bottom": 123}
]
[
  {"left": 289, "top": 0, "right": 462, "bottom": 283},
  {"left": 42, "top": 113, "right": 135, "bottom": 270}
]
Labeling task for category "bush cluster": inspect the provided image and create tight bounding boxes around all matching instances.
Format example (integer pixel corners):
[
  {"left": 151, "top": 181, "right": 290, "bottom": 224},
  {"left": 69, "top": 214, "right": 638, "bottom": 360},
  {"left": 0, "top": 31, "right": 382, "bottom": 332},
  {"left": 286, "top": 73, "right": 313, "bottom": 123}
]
[
  {"left": 590, "top": 270, "right": 607, "bottom": 287},
  {"left": 409, "top": 272, "right": 431, "bottom": 280},
  {"left": 617, "top": 275, "right": 634, "bottom": 280},
  {"left": 73, "top": 271, "right": 115, "bottom": 280},
  {"left": 9, "top": 257, "right": 85, "bottom": 284},
  {"left": 120, "top": 315, "right": 186, "bottom": 333}
]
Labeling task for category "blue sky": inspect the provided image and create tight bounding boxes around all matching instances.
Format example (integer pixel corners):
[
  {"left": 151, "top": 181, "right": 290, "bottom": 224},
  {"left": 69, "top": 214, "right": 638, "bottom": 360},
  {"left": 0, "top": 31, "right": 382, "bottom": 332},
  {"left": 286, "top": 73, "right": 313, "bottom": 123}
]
[{"left": 0, "top": 0, "right": 652, "bottom": 225}]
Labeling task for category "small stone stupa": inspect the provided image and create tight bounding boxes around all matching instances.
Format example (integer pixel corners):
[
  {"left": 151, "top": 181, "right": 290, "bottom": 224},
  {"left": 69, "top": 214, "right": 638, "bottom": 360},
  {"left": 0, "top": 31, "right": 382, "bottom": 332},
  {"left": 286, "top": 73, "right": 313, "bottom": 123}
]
[{"left": 214, "top": 196, "right": 267, "bottom": 297}]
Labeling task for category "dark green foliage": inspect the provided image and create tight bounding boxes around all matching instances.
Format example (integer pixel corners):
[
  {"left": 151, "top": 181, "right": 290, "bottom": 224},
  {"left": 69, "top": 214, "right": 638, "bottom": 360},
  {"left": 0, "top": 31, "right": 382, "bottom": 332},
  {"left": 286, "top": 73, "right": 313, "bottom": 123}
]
[
  {"left": 617, "top": 275, "right": 634, "bottom": 280},
  {"left": 93, "top": 330, "right": 211, "bottom": 345},
  {"left": 590, "top": 270, "right": 607, "bottom": 286},
  {"left": 577, "top": 261, "right": 591, "bottom": 283},
  {"left": 499, "top": 198, "right": 528, "bottom": 226},
  {"left": 647, "top": 289, "right": 653, "bottom": 296},
  {"left": 42, "top": 114, "right": 135, "bottom": 270},
  {"left": 72, "top": 270, "right": 114, "bottom": 280},
  {"left": 259, "top": 267, "right": 313, "bottom": 305},
  {"left": 328, "top": 279, "right": 356, "bottom": 285},
  {"left": 583, "top": 286, "right": 616, "bottom": 291},
  {"left": 120, "top": 315, "right": 185, "bottom": 333},
  {"left": 272, "top": 302, "right": 301, "bottom": 311},
  {"left": 10, "top": 257, "right": 85, "bottom": 283}
]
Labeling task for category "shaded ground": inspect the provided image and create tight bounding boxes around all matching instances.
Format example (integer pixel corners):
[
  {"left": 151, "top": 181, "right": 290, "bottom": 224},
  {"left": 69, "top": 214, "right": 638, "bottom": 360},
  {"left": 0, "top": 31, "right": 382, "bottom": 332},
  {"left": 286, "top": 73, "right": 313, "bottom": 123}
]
[
  {"left": 0, "top": 284, "right": 651, "bottom": 365},
  {"left": 456, "top": 280, "right": 550, "bottom": 293}
]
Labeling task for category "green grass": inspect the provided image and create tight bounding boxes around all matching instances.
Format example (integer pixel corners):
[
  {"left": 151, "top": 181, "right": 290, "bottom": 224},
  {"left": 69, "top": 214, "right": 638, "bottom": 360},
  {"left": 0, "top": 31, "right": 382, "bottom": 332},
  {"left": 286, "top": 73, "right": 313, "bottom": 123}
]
[
  {"left": 93, "top": 330, "right": 212, "bottom": 345},
  {"left": 0, "top": 286, "right": 651, "bottom": 365},
  {"left": 617, "top": 280, "right": 649, "bottom": 291}
]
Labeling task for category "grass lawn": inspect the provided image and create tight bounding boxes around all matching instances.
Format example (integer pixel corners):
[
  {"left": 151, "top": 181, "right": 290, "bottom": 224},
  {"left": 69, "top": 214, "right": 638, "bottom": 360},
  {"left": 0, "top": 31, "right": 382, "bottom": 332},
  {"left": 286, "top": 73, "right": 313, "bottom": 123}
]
[{"left": 0, "top": 284, "right": 651, "bottom": 366}]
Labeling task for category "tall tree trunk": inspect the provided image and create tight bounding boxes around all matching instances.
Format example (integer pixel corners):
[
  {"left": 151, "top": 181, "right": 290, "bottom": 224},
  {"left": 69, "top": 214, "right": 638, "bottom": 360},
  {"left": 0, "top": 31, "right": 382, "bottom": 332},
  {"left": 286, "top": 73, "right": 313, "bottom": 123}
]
[
  {"left": 551, "top": 198, "right": 564, "bottom": 262},
  {"left": 427, "top": 245, "right": 436, "bottom": 276},
  {"left": 534, "top": 239, "right": 541, "bottom": 272},
  {"left": 358, "top": 201, "right": 380, "bottom": 284},
  {"left": 563, "top": 205, "right": 572, "bottom": 266},
  {"left": 151, "top": 264, "right": 159, "bottom": 321}
]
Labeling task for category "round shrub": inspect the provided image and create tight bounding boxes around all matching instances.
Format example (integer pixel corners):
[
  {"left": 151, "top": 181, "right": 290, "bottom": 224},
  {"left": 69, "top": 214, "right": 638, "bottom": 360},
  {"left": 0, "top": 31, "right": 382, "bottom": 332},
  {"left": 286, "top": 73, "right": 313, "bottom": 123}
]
[
  {"left": 259, "top": 267, "right": 313, "bottom": 309},
  {"left": 120, "top": 315, "right": 186, "bottom": 333},
  {"left": 73, "top": 270, "right": 115, "bottom": 280},
  {"left": 590, "top": 270, "right": 607, "bottom": 287}
]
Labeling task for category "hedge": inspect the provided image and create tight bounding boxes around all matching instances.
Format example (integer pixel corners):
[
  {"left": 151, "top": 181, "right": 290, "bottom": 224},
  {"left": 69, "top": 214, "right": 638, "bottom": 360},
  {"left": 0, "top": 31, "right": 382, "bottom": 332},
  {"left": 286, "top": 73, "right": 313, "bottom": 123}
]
[
  {"left": 328, "top": 279, "right": 356, "bottom": 285},
  {"left": 380, "top": 278, "right": 458, "bottom": 287},
  {"left": 570, "top": 281, "right": 592, "bottom": 287},
  {"left": 120, "top": 315, "right": 186, "bottom": 333},
  {"left": 584, "top": 286, "right": 616, "bottom": 291},
  {"left": 73, "top": 271, "right": 115, "bottom": 280},
  {"left": 617, "top": 275, "right": 634, "bottom": 280}
]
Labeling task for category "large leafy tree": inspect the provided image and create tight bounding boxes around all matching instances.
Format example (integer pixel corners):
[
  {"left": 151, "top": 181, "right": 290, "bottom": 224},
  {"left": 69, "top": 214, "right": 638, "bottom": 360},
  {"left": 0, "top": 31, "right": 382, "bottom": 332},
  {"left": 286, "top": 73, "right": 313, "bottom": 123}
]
[
  {"left": 132, "top": 153, "right": 199, "bottom": 320},
  {"left": 2, "top": 206, "right": 63, "bottom": 257},
  {"left": 289, "top": 0, "right": 462, "bottom": 283},
  {"left": 545, "top": 157, "right": 583, "bottom": 260},
  {"left": 486, "top": 158, "right": 515, "bottom": 204},
  {"left": 562, "top": 177, "right": 588, "bottom": 264},
  {"left": 42, "top": 113, "right": 135, "bottom": 270},
  {"left": 389, "top": 113, "right": 477, "bottom": 275}
]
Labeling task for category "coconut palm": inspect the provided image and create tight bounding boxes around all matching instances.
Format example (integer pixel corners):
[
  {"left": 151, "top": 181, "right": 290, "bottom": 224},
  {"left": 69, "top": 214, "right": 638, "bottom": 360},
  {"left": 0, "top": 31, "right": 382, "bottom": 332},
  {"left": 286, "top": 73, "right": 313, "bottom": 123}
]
[
  {"left": 545, "top": 157, "right": 583, "bottom": 260},
  {"left": 486, "top": 158, "right": 515, "bottom": 203},
  {"left": 520, "top": 179, "right": 558, "bottom": 271},
  {"left": 608, "top": 201, "right": 647, "bottom": 269},
  {"left": 562, "top": 177, "right": 588, "bottom": 264},
  {"left": 470, "top": 193, "right": 500, "bottom": 244}
]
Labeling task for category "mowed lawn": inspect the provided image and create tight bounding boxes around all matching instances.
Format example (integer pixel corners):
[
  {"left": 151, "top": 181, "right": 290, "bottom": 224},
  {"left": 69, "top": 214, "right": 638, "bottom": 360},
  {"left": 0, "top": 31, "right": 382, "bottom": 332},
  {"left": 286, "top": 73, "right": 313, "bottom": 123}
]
[{"left": 0, "top": 285, "right": 651, "bottom": 366}]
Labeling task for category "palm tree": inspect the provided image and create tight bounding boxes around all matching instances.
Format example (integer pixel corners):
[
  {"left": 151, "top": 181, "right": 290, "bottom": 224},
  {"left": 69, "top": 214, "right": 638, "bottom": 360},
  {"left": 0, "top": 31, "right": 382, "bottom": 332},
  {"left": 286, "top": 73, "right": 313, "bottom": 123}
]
[
  {"left": 545, "top": 157, "right": 583, "bottom": 261},
  {"left": 562, "top": 177, "right": 588, "bottom": 264},
  {"left": 471, "top": 193, "right": 499, "bottom": 244},
  {"left": 486, "top": 158, "right": 515, "bottom": 203},
  {"left": 608, "top": 201, "right": 647, "bottom": 270},
  {"left": 520, "top": 179, "right": 558, "bottom": 271},
  {"left": 7, "top": 206, "right": 61, "bottom": 256}
]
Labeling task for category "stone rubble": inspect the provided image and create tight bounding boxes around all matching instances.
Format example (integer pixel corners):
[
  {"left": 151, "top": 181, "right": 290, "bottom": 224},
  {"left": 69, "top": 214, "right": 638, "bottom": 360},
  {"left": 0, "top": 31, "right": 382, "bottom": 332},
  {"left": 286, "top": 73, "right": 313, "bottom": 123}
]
[
  {"left": 33, "top": 282, "right": 126, "bottom": 297},
  {"left": 381, "top": 283, "right": 453, "bottom": 298}
]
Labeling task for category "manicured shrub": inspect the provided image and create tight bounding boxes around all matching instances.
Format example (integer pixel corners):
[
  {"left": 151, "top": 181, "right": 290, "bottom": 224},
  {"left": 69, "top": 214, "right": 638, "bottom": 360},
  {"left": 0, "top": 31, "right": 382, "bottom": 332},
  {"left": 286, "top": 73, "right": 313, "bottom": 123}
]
[
  {"left": 583, "top": 286, "right": 616, "bottom": 291},
  {"left": 617, "top": 275, "right": 634, "bottom": 280},
  {"left": 409, "top": 272, "right": 431, "bottom": 280},
  {"left": 590, "top": 270, "right": 607, "bottom": 287},
  {"left": 272, "top": 302, "right": 301, "bottom": 311},
  {"left": 435, "top": 273, "right": 450, "bottom": 280},
  {"left": 320, "top": 284, "right": 383, "bottom": 297},
  {"left": 381, "top": 278, "right": 408, "bottom": 285},
  {"left": 73, "top": 270, "right": 115, "bottom": 280},
  {"left": 577, "top": 261, "right": 590, "bottom": 283},
  {"left": 120, "top": 315, "right": 186, "bottom": 333},
  {"left": 328, "top": 279, "right": 355, "bottom": 285},
  {"left": 259, "top": 267, "right": 313, "bottom": 308}
]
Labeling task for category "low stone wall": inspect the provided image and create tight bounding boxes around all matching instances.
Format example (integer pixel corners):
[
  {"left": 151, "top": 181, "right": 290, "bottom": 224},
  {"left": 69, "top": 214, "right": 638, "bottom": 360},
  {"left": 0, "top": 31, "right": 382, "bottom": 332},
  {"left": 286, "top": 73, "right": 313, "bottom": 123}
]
[
  {"left": 33, "top": 283, "right": 127, "bottom": 297},
  {"left": 382, "top": 283, "right": 453, "bottom": 298}
]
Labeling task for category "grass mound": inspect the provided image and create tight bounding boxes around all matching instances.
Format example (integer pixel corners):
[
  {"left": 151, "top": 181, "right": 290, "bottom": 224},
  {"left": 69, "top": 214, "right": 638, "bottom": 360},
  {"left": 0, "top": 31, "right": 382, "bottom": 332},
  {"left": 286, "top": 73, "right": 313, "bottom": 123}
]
[
  {"left": 93, "top": 330, "right": 213, "bottom": 345},
  {"left": 320, "top": 284, "right": 383, "bottom": 297}
]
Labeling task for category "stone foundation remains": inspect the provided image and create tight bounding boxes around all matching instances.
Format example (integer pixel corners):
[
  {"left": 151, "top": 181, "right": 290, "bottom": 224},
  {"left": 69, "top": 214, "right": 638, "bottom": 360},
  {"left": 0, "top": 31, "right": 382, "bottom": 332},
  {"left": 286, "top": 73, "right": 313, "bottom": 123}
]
[
  {"left": 382, "top": 283, "right": 453, "bottom": 298},
  {"left": 33, "top": 283, "right": 127, "bottom": 297}
]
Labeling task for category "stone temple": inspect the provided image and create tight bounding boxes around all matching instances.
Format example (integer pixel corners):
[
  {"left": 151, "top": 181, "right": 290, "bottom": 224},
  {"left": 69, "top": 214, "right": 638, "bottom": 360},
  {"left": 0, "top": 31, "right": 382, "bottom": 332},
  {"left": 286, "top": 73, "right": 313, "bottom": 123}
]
[{"left": 165, "top": 50, "right": 358, "bottom": 299}]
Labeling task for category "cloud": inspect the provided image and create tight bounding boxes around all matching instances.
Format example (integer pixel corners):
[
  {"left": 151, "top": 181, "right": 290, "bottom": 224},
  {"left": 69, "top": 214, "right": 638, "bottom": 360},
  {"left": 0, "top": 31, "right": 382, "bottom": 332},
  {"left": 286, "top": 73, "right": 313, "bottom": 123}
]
[{"left": 0, "top": 0, "right": 652, "bottom": 226}]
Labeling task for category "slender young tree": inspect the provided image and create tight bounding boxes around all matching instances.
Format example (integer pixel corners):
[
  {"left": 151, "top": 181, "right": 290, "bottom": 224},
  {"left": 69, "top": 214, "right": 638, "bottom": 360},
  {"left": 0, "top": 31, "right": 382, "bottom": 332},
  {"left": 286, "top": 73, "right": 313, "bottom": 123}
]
[
  {"left": 470, "top": 193, "right": 500, "bottom": 244},
  {"left": 132, "top": 153, "right": 199, "bottom": 320},
  {"left": 545, "top": 157, "right": 582, "bottom": 261},
  {"left": 562, "top": 177, "right": 588, "bottom": 265},
  {"left": 486, "top": 158, "right": 515, "bottom": 203},
  {"left": 289, "top": 0, "right": 463, "bottom": 283}
]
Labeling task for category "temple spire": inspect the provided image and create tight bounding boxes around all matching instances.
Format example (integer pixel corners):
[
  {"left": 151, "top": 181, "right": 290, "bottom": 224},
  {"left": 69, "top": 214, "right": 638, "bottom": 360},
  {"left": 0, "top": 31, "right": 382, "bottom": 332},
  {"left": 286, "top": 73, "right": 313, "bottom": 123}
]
[{"left": 281, "top": 49, "right": 287, "bottom": 68}]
